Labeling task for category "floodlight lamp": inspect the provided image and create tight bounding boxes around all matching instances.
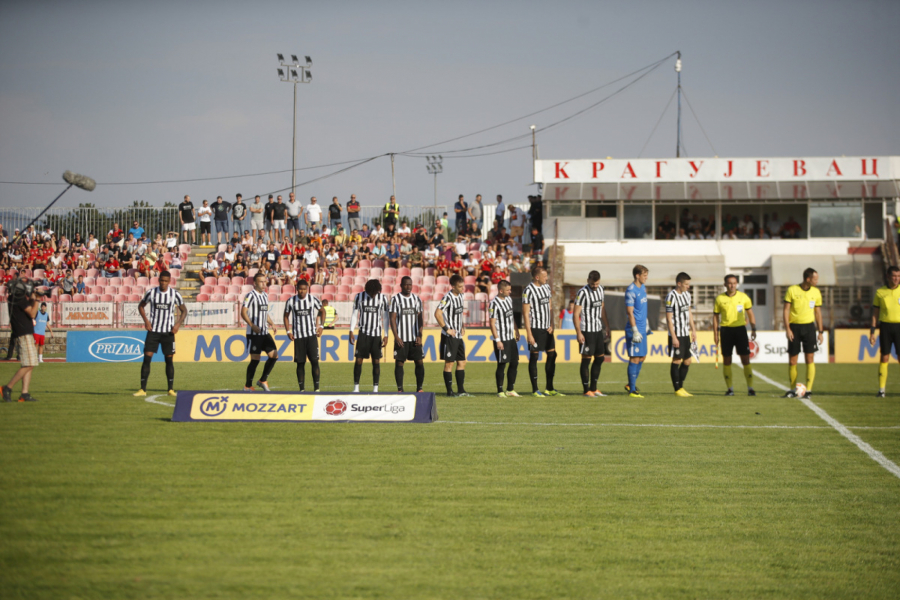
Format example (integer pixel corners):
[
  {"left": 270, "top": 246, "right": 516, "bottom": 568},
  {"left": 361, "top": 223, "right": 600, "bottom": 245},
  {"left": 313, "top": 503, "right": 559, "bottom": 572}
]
[
  {"left": 305, "top": 70, "right": 312, "bottom": 80},
  {"left": 438, "top": 155, "right": 443, "bottom": 161},
  {"left": 291, "top": 54, "right": 299, "bottom": 64},
  {"left": 277, "top": 53, "right": 285, "bottom": 62},
  {"left": 530, "top": 125, "right": 535, "bottom": 130},
  {"left": 305, "top": 56, "right": 312, "bottom": 65},
  {"left": 290, "top": 70, "right": 298, "bottom": 80},
  {"left": 277, "top": 68, "right": 285, "bottom": 77},
  {"left": 675, "top": 58, "right": 682, "bottom": 72}
]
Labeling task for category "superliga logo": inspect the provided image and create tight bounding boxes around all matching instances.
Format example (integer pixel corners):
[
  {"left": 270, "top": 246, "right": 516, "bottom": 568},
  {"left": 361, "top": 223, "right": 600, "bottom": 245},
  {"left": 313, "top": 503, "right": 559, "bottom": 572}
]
[{"left": 325, "top": 399, "right": 348, "bottom": 416}]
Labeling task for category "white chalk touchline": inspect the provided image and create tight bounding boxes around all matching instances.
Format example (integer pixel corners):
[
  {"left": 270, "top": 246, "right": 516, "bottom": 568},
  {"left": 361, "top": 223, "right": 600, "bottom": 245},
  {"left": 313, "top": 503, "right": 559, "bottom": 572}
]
[
  {"left": 144, "top": 394, "right": 175, "bottom": 407},
  {"left": 752, "top": 369, "right": 900, "bottom": 480},
  {"left": 439, "top": 420, "right": 899, "bottom": 430}
]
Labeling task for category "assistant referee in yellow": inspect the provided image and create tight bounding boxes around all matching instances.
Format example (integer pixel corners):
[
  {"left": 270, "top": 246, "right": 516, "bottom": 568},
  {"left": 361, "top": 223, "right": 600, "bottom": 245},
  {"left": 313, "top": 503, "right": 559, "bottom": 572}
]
[
  {"left": 713, "top": 274, "right": 757, "bottom": 396},
  {"left": 783, "top": 267, "right": 823, "bottom": 398},
  {"left": 870, "top": 265, "right": 900, "bottom": 398}
]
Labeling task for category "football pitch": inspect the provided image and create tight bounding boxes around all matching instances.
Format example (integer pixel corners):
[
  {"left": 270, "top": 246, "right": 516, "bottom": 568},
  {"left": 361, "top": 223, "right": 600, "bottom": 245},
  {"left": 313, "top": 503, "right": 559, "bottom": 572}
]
[{"left": 1, "top": 360, "right": 898, "bottom": 599}]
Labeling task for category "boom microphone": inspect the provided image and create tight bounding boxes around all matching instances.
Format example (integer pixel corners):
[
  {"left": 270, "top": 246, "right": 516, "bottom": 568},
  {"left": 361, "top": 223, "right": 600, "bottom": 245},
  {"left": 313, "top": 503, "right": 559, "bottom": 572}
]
[{"left": 62, "top": 170, "right": 97, "bottom": 191}]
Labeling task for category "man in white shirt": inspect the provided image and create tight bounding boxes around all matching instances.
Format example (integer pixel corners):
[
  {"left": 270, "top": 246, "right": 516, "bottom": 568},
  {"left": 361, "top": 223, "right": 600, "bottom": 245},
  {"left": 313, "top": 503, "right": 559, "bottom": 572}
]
[
  {"left": 304, "top": 196, "right": 323, "bottom": 231},
  {"left": 495, "top": 195, "right": 506, "bottom": 228},
  {"left": 201, "top": 253, "right": 220, "bottom": 279},
  {"left": 303, "top": 247, "right": 320, "bottom": 272},
  {"left": 197, "top": 200, "right": 213, "bottom": 246},
  {"left": 287, "top": 193, "right": 302, "bottom": 243},
  {"left": 463, "top": 256, "right": 479, "bottom": 275},
  {"left": 371, "top": 223, "right": 385, "bottom": 242},
  {"left": 455, "top": 235, "right": 469, "bottom": 259},
  {"left": 424, "top": 243, "right": 439, "bottom": 267}
]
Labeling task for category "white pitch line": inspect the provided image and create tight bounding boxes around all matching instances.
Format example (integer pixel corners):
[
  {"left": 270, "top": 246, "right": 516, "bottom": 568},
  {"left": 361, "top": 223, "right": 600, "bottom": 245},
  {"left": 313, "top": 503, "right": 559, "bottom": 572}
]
[
  {"left": 440, "top": 421, "right": 830, "bottom": 429},
  {"left": 753, "top": 369, "right": 900, "bottom": 480},
  {"left": 144, "top": 394, "right": 175, "bottom": 407}
]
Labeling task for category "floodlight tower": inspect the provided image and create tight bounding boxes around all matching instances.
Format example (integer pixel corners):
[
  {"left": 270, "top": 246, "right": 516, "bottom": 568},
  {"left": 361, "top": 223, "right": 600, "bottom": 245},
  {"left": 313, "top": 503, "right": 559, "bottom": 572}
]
[
  {"left": 277, "top": 54, "right": 313, "bottom": 195},
  {"left": 425, "top": 155, "right": 443, "bottom": 218}
]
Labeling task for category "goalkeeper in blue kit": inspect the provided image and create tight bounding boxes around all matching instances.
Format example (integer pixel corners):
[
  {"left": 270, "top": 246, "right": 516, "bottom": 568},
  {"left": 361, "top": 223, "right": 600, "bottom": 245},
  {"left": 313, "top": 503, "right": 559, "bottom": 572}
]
[{"left": 625, "top": 265, "right": 650, "bottom": 398}]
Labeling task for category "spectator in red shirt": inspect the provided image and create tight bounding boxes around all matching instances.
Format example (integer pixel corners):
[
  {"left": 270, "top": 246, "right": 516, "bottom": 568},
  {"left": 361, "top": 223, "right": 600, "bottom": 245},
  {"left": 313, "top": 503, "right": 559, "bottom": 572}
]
[
  {"left": 436, "top": 256, "right": 450, "bottom": 277},
  {"left": 103, "top": 256, "right": 121, "bottom": 278},
  {"left": 448, "top": 253, "right": 464, "bottom": 277},
  {"left": 108, "top": 223, "right": 125, "bottom": 248}
]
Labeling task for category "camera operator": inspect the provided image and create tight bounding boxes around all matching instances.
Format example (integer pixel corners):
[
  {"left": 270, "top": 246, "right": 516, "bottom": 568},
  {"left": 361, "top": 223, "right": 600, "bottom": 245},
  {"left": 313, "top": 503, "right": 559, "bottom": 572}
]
[{"left": 2, "top": 279, "right": 43, "bottom": 402}]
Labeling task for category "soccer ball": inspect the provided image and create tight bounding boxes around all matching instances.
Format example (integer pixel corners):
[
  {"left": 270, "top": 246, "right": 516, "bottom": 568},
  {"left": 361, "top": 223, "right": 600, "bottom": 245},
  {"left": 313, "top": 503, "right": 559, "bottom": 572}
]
[{"left": 794, "top": 383, "right": 807, "bottom": 397}]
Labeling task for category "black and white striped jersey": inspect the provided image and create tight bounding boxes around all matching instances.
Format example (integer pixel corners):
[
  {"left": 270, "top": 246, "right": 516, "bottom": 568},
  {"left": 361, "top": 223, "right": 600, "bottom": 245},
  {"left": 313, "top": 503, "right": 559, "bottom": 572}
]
[
  {"left": 575, "top": 285, "right": 604, "bottom": 332},
  {"left": 284, "top": 293, "right": 323, "bottom": 339},
  {"left": 243, "top": 289, "right": 270, "bottom": 335},
  {"left": 489, "top": 295, "right": 516, "bottom": 341},
  {"left": 141, "top": 287, "right": 184, "bottom": 333},
  {"left": 523, "top": 282, "right": 552, "bottom": 330},
  {"left": 665, "top": 289, "right": 692, "bottom": 337},
  {"left": 438, "top": 291, "right": 464, "bottom": 338},
  {"left": 390, "top": 293, "right": 423, "bottom": 342},
  {"left": 353, "top": 291, "right": 389, "bottom": 336}
]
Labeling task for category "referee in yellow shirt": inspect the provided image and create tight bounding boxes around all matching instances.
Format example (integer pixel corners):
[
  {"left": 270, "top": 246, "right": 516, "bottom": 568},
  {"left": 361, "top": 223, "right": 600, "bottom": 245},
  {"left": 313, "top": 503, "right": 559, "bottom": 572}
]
[
  {"left": 870, "top": 266, "right": 900, "bottom": 398},
  {"left": 713, "top": 275, "right": 757, "bottom": 396},
  {"left": 783, "top": 268, "right": 823, "bottom": 398}
]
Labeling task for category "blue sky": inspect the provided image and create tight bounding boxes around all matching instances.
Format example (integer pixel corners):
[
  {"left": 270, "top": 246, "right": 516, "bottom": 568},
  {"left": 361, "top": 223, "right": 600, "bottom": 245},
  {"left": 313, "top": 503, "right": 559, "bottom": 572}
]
[{"left": 1, "top": 0, "right": 898, "bottom": 209}]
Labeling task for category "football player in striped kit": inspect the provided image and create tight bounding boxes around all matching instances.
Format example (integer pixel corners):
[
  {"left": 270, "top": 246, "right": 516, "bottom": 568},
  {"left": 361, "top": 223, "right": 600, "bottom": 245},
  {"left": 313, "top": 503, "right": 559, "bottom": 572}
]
[
  {"left": 574, "top": 270, "right": 611, "bottom": 397},
  {"left": 434, "top": 274, "right": 470, "bottom": 396},
  {"left": 390, "top": 276, "right": 425, "bottom": 392},
  {"left": 523, "top": 265, "right": 562, "bottom": 396},
  {"left": 134, "top": 271, "right": 186, "bottom": 397},
  {"left": 241, "top": 272, "right": 279, "bottom": 391},
  {"left": 489, "top": 280, "right": 521, "bottom": 397},
  {"left": 350, "top": 279, "right": 390, "bottom": 392},
  {"left": 665, "top": 272, "right": 697, "bottom": 397},
  {"left": 283, "top": 279, "right": 324, "bottom": 392}
]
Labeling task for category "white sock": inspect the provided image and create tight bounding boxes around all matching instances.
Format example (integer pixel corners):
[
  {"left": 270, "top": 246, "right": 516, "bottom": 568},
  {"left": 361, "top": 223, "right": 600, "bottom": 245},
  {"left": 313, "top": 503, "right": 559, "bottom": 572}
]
[
  {"left": 353, "top": 385, "right": 359, "bottom": 392},
  {"left": 373, "top": 385, "right": 379, "bottom": 392}
]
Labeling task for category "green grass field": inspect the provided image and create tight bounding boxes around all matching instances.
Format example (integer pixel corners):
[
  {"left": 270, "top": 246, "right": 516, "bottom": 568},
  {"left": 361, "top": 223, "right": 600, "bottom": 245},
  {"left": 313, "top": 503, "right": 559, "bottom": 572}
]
[{"left": 1, "top": 360, "right": 898, "bottom": 599}]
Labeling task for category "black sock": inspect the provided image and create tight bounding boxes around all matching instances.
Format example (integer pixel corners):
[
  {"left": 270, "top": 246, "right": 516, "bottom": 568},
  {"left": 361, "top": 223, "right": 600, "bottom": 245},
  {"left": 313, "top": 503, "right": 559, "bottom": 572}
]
[
  {"left": 296, "top": 362, "right": 305, "bottom": 391},
  {"left": 310, "top": 360, "right": 320, "bottom": 390},
  {"left": 395, "top": 362, "right": 404, "bottom": 390},
  {"left": 580, "top": 357, "right": 591, "bottom": 393},
  {"left": 529, "top": 354, "right": 539, "bottom": 392},
  {"left": 353, "top": 362, "right": 362, "bottom": 385},
  {"left": 372, "top": 362, "right": 380, "bottom": 385},
  {"left": 246, "top": 359, "right": 260, "bottom": 388},
  {"left": 165, "top": 356, "right": 174, "bottom": 390},
  {"left": 507, "top": 361, "right": 518, "bottom": 390},
  {"left": 455, "top": 370, "right": 466, "bottom": 393},
  {"left": 261, "top": 356, "right": 276, "bottom": 381},
  {"left": 414, "top": 362, "right": 425, "bottom": 391},
  {"left": 590, "top": 358, "right": 603, "bottom": 392},
  {"left": 670, "top": 363, "right": 681, "bottom": 390},
  {"left": 679, "top": 363, "right": 690, "bottom": 387},
  {"left": 496, "top": 362, "right": 505, "bottom": 393},
  {"left": 140, "top": 355, "right": 151, "bottom": 390},
  {"left": 443, "top": 370, "right": 453, "bottom": 393},
  {"left": 546, "top": 352, "right": 557, "bottom": 391}
]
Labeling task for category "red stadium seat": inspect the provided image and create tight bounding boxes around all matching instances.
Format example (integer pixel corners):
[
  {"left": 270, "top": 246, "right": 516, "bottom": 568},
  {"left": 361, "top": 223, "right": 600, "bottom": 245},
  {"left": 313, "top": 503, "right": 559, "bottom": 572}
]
[
  {"left": 128, "top": 294, "right": 142, "bottom": 302},
  {"left": 86, "top": 295, "right": 99, "bottom": 302},
  {"left": 214, "top": 285, "right": 228, "bottom": 295},
  {"left": 211, "top": 294, "right": 225, "bottom": 302},
  {"left": 231, "top": 276, "right": 244, "bottom": 286},
  {"left": 204, "top": 277, "right": 217, "bottom": 286},
  {"left": 351, "top": 285, "right": 364, "bottom": 294},
  {"left": 353, "top": 276, "right": 366, "bottom": 286},
  {"left": 72, "top": 294, "right": 86, "bottom": 302},
  {"left": 283, "top": 285, "right": 296, "bottom": 295},
  {"left": 86, "top": 269, "right": 99, "bottom": 278},
  {"left": 279, "top": 293, "right": 292, "bottom": 301},
  {"left": 136, "top": 277, "right": 150, "bottom": 287},
  {"left": 224, "top": 294, "right": 238, "bottom": 302},
  {"left": 241, "top": 285, "right": 253, "bottom": 295},
  {"left": 323, "top": 285, "right": 336, "bottom": 294},
  {"left": 100, "top": 294, "right": 114, "bottom": 302},
  {"left": 335, "top": 293, "right": 349, "bottom": 302},
  {"left": 338, "top": 285, "right": 351, "bottom": 295},
  {"left": 267, "top": 292, "right": 278, "bottom": 302},
  {"left": 357, "top": 260, "right": 371, "bottom": 269},
  {"left": 115, "top": 294, "right": 128, "bottom": 303},
  {"left": 370, "top": 267, "right": 383, "bottom": 278},
  {"left": 342, "top": 268, "right": 356, "bottom": 277},
  {"left": 196, "top": 293, "right": 210, "bottom": 302},
  {"left": 268, "top": 285, "right": 282, "bottom": 294},
  {"left": 322, "top": 293, "right": 335, "bottom": 302},
  {"left": 217, "top": 277, "right": 231, "bottom": 286}
]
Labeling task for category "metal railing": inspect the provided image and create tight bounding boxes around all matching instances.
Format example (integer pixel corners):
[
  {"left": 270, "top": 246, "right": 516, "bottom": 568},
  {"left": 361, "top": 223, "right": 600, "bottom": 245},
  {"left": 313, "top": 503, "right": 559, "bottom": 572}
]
[{"left": 0, "top": 206, "right": 180, "bottom": 245}]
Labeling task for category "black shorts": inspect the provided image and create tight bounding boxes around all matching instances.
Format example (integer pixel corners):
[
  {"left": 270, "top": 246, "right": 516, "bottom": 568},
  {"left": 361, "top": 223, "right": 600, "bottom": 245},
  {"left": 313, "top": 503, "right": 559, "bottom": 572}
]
[
  {"left": 354, "top": 332, "right": 383, "bottom": 359},
  {"left": 880, "top": 322, "right": 900, "bottom": 356},
  {"left": 667, "top": 335, "right": 692, "bottom": 361},
  {"left": 293, "top": 336, "right": 319, "bottom": 363},
  {"left": 579, "top": 331, "right": 606, "bottom": 357},
  {"left": 529, "top": 328, "right": 556, "bottom": 353},
  {"left": 494, "top": 339, "right": 519, "bottom": 364},
  {"left": 246, "top": 333, "right": 277, "bottom": 356},
  {"left": 145, "top": 331, "right": 175, "bottom": 355},
  {"left": 393, "top": 340, "right": 424, "bottom": 362},
  {"left": 720, "top": 326, "right": 750, "bottom": 357},
  {"left": 440, "top": 335, "right": 466, "bottom": 362},
  {"left": 788, "top": 323, "right": 818, "bottom": 356},
  {"left": 200, "top": 221, "right": 211, "bottom": 234}
]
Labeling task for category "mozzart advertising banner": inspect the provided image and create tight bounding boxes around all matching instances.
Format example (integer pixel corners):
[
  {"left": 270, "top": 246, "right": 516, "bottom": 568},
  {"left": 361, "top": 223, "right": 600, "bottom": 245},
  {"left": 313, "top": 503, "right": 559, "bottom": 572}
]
[
  {"left": 833, "top": 329, "right": 895, "bottom": 364},
  {"left": 171, "top": 391, "right": 438, "bottom": 423},
  {"left": 67, "top": 329, "right": 828, "bottom": 364}
]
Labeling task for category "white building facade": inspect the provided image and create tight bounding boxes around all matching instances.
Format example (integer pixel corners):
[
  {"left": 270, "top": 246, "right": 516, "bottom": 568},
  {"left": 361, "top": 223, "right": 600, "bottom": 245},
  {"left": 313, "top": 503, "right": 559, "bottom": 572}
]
[{"left": 535, "top": 156, "right": 900, "bottom": 330}]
